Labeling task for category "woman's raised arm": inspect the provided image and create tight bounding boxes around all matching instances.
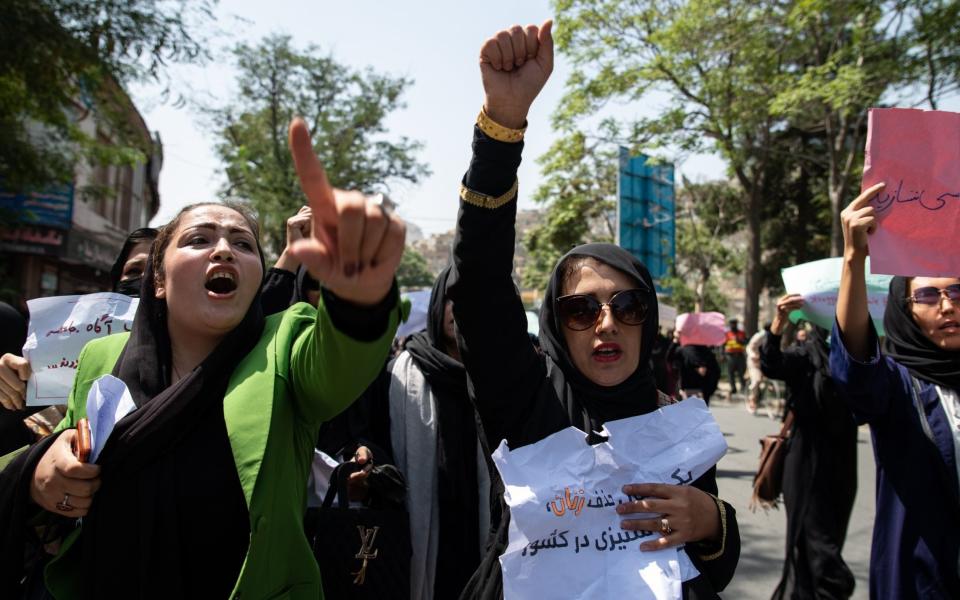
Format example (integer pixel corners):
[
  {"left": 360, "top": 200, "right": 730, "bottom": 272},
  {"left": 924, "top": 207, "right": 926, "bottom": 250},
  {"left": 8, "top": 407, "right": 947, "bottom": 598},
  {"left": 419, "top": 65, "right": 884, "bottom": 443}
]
[{"left": 836, "top": 183, "right": 884, "bottom": 361}]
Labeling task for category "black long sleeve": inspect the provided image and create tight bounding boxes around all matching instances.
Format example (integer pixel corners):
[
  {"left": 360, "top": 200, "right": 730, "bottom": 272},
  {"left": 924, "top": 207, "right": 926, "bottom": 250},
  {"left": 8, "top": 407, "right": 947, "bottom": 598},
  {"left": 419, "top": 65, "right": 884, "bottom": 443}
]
[
  {"left": 449, "top": 127, "right": 557, "bottom": 450},
  {"left": 260, "top": 267, "right": 296, "bottom": 315}
]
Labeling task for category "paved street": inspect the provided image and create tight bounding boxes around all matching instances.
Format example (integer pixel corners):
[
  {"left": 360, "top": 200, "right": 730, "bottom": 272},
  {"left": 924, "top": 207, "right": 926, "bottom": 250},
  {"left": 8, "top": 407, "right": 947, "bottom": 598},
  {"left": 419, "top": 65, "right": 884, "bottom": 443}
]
[{"left": 710, "top": 399, "right": 875, "bottom": 599}]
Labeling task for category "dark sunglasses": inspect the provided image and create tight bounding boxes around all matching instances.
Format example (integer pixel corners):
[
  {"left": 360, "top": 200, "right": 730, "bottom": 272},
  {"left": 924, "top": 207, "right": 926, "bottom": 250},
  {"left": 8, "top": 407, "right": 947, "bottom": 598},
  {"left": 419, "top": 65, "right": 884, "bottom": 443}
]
[
  {"left": 908, "top": 284, "right": 960, "bottom": 306},
  {"left": 556, "top": 289, "right": 649, "bottom": 331}
]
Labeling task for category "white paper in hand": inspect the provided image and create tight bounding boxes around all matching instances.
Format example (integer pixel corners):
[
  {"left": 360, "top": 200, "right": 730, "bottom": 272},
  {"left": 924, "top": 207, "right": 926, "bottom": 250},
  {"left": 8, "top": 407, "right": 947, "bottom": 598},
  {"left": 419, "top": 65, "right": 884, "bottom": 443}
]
[
  {"left": 492, "top": 398, "right": 727, "bottom": 600},
  {"left": 23, "top": 293, "right": 138, "bottom": 405},
  {"left": 85, "top": 375, "right": 136, "bottom": 463}
]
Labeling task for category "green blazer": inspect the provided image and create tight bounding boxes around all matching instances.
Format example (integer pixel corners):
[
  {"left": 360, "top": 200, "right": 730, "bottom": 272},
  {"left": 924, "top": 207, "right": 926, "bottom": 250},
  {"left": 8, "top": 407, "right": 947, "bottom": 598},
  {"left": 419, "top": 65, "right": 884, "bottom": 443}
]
[{"left": 45, "top": 300, "right": 398, "bottom": 600}]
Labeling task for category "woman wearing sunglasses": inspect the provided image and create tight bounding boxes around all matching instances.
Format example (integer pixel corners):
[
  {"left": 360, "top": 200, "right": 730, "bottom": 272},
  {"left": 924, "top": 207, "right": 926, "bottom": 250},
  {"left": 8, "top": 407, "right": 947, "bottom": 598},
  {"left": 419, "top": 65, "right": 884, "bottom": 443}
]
[
  {"left": 833, "top": 183, "right": 960, "bottom": 599},
  {"left": 449, "top": 22, "right": 739, "bottom": 599}
]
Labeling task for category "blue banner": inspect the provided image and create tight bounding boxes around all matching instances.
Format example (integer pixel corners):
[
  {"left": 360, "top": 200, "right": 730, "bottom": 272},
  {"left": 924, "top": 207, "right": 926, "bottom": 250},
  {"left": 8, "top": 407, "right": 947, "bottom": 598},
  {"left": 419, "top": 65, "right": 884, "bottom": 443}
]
[
  {"left": 0, "top": 184, "right": 74, "bottom": 229},
  {"left": 617, "top": 148, "right": 675, "bottom": 289}
]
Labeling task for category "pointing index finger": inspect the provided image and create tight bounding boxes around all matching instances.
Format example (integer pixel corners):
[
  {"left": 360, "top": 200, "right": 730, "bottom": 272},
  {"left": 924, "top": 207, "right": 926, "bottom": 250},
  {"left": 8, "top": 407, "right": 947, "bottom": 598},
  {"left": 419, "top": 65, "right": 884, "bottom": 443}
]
[
  {"left": 288, "top": 118, "right": 337, "bottom": 224},
  {"left": 852, "top": 182, "right": 885, "bottom": 211}
]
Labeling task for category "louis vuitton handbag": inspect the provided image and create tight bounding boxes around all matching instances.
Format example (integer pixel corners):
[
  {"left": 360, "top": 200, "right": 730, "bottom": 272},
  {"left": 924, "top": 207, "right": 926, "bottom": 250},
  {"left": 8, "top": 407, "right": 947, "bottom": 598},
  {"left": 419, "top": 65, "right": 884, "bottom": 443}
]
[
  {"left": 306, "top": 461, "right": 411, "bottom": 599},
  {"left": 750, "top": 410, "right": 795, "bottom": 511}
]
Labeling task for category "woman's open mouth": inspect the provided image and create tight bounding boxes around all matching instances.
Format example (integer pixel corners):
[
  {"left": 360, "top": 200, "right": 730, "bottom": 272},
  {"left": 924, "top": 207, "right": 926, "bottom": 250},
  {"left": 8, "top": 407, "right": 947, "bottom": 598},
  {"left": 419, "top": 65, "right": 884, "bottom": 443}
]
[
  {"left": 205, "top": 270, "right": 238, "bottom": 297},
  {"left": 592, "top": 343, "right": 622, "bottom": 363}
]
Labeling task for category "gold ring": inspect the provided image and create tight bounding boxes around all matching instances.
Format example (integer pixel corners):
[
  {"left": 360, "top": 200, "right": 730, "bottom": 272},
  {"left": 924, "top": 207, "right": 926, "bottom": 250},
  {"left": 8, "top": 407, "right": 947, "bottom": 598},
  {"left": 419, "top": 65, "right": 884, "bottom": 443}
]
[{"left": 660, "top": 517, "right": 672, "bottom": 535}]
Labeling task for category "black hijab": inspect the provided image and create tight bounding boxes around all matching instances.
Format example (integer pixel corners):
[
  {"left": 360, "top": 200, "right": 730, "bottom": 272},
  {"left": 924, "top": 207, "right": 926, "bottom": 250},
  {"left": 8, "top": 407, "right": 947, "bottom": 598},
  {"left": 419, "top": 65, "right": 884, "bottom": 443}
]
[
  {"left": 804, "top": 324, "right": 831, "bottom": 375},
  {"left": 404, "top": 266, "right": 480, "bottom": 598},
  {"left": 0, "top": 301, "right": 27, "bottom": 356},
  {"left": 405, "top": 266, "right": 465, "bottom": 397},
  {"left": 882, "top": 276, "right": 960, "bottom": 389},
  {"left": 539, "top": 243, "right": 660, "bottom": 433},
  {"left": 291, "top": 265, "right": 320, "bottom": 305},
  {"left": 110, "top": 227, "right": 158, "bottom": 297},
  {"left": 79, "top": 220, "right": 266, "bottom": 596}
]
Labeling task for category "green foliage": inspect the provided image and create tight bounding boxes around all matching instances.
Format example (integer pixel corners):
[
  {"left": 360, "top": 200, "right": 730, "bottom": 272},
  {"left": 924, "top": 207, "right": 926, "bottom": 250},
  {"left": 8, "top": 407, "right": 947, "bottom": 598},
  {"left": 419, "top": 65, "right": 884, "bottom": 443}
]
[
  {"left": 396, "top": 247, "right": 434, "bottom": 289},
  {"left": 547, "top": 0, "right": 960, "bottom": 332},
  {"left": 522, "top": 130, "right": 617, "bottom": 291},
  {"left": 206, "top": 35, "right": 430, "bottom": 255},
  {"left": 0, "top": 0, "right": 216, "bottom": 192},
  {"left": 666, "top": 179, "right": 744, "bottom": 312},
  {"left": 660, "top": 273, "right": 728, "bottom": 315}
]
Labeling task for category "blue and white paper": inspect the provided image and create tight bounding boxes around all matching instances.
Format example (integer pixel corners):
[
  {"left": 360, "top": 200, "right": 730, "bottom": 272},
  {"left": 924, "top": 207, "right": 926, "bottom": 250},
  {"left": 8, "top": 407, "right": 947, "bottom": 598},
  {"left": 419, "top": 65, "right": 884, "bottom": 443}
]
[{"left": 85, "top": 375, "right": 136, "bottom": 463}]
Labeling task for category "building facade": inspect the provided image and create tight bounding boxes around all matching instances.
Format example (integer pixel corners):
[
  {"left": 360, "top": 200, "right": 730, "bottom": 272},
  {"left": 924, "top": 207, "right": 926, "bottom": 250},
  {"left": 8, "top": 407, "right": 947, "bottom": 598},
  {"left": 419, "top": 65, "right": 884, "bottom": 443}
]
[{"left": 0, "top": 86, "right": 161, "bottom": 306}]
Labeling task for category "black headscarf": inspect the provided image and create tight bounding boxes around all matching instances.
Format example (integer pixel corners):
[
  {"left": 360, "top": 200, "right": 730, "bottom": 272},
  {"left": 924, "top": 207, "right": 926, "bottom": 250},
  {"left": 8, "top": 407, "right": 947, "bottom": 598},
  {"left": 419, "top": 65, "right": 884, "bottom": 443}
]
[
  {"left": 291, "top": 265, "right": 320, "bottom": 305},
  {"left": 78, "top": 224, "right": 266, "bottom": 596},
  {"left": 538, "top": 243, "right": 660, "bottom": 433},
  {"left": 882, "top": 276, "right": 960, "bottom": 389},
  {"left": 110, "top": 227, "right": 158, "bottom": 297},
  {"left": 804, "top": 324, "right": 831, "bottom": 375},
  {"left": 0, "top": 301, "right": 27, "bottom": 356},
  {"left": 404, "top": 266, "right": 480, "bottom": 598},
  {"left": 405, "top": 266, "right": 465, "bottom": 397}
]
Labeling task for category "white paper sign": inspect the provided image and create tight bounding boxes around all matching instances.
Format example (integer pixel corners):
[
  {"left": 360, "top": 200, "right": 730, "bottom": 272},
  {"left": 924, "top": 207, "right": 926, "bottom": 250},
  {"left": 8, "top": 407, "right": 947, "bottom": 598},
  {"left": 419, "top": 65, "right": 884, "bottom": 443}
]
[
  {"left": 85, "top": 375, "right": 136, "bottom": 463},
  {"left": 23, "top": 293, "right": 138, "bottom": 406},
  {"left": 492, "top": 398, "right": 727, "bottom": 600}
]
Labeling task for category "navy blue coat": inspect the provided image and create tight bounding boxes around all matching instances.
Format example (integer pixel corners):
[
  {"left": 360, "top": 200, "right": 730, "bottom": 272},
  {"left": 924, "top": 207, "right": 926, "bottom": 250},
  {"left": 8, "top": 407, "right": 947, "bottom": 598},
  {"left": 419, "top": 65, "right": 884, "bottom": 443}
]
[{"left": 829, "top": 321, "right": 960, "bottom": 599}]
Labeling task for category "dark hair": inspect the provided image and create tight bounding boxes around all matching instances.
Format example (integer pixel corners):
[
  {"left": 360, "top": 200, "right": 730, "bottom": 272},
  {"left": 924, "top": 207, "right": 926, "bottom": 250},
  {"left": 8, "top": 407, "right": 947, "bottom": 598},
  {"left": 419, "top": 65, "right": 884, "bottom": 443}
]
[
  {"left": 557, "top": 254, "right": 644, "bottom": 296},
  {"left": 152, "top": 201, "right": 262, "bottom": 289},
  {"left": 111, "top": 227, "right": 160, "bottom": 287}
]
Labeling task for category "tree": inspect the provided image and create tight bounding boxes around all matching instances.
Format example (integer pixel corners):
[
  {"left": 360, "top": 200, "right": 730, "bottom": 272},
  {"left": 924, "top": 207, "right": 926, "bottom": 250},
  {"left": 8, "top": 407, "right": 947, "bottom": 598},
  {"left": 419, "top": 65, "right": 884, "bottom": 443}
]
[
  {"left": 552, "top": 0, "right": 791, "bottom": 334},
  {"left": 669, "top": 179, "right": 745, "bottom": 313},
  {"left": 771, "top": 0, "right": 960, "bottom": 255},
  {"left": 771, "top": 1, "right": 896, "bottom": 256},
  {"left": 205, "top": 34, "right": 430, "bottom": 255},
  {"left": 523, "top": 129, "right": 617, "bottom": 290},
  {"left": 549, "top": 0, "right": 960, "bottom": 332},
  {"left": 396, "top": 247, "right": 435, "bottom": 289},
  {"left": 0, "top": 0, "right": 216, "bottom": 193}
]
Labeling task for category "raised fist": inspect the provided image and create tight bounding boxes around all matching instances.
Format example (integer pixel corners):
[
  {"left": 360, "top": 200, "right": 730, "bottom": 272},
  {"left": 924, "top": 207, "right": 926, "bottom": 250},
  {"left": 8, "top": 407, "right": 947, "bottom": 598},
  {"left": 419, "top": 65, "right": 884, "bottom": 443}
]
[{"left": 479, "top": 20, "right": 554, "bottom": 129}]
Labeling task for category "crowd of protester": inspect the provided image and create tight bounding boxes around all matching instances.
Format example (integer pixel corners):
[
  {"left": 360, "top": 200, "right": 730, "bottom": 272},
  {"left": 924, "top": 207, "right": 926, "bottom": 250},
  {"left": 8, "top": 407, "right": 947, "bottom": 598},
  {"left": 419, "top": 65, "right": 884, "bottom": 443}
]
[{"left": 0, "top": 18, "right": 957, "bottom": 600}]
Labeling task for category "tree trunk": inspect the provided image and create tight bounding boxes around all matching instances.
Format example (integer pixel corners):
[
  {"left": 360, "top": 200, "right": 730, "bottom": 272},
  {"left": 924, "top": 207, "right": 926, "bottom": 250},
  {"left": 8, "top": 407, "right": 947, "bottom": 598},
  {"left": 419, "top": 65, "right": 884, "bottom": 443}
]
[
  {"left": 694, "top": 267, "right": 709, "bottom": 313},
  {"left": 829, "top": 185, "right": 844, "bottom": 257},
  {"left": 743, "top": 184, "right": 763, "bottom": 336}
]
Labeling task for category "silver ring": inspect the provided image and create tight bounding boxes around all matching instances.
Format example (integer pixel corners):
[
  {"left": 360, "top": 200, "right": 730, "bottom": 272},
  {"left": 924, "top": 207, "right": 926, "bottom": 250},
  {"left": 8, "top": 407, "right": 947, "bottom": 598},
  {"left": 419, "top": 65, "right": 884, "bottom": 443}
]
[
  {"left": 370, "top": 193, "right": 393, "bottom": 217},
  {"left": 56, "top": 493, "right": 74, "bottom": 512},
  {"left": 660, "top": 517, "right": 672, "bottom": 535}
]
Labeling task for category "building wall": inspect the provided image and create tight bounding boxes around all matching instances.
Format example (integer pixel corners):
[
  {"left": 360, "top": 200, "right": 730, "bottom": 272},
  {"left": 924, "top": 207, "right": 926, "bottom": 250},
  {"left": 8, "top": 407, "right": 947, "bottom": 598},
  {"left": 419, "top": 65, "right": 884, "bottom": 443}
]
[{"left": 0, "top": 90, "right": 161, "bottom": 307}]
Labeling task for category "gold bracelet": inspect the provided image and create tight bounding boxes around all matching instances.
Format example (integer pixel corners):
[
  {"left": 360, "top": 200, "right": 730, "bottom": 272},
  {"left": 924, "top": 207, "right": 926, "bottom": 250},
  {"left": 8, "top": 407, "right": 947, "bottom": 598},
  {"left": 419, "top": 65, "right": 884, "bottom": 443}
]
[
  {"left": 698, "top": 493, "right": 727, "bottom": 561},
  {"left": 477, "top": 107, "right": 526, "bottom": 143},
  {"left": 459, "top": 179, "right": 518, "bottom": 209}
]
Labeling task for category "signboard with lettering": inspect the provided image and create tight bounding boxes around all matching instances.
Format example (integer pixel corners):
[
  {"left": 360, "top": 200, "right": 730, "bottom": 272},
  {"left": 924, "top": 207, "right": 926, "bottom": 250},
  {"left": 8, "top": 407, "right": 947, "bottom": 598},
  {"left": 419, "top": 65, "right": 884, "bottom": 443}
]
[
  {"left": 617, "top": 148, "right": 676, "bottom": 289},
  {"left": 0, "top": 184, "right": 73, "bottom": 229},
  {"left": 862, "top": 108, "right": 960, "bottom": 276},
  {"left": 493, "top": 398, "right": 726, "bottom": 599},
  {"left": 22, "top": 293, "right": 138, "bottom": 405},
  {"left": 0, "top": 226, "right": 65, "bottom": 256}
]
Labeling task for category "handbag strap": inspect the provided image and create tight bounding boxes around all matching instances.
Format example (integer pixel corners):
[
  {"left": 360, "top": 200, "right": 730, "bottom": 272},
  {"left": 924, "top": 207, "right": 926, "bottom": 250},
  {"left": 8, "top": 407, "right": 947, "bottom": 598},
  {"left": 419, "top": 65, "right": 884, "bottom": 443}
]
[
  {"left": 779, "top": 410, "right": 795, "bottom": 438},
  {"left": 321, "top": 461, "right": 363, "bottom": 511}
]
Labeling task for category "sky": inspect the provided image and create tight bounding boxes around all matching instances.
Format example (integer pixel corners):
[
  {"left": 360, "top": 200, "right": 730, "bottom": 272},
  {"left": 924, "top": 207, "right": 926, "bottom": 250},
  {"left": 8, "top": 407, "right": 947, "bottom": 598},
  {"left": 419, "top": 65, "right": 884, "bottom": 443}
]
[{"left": 132, "top": 0, "right": 727, "bottom": 236}]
